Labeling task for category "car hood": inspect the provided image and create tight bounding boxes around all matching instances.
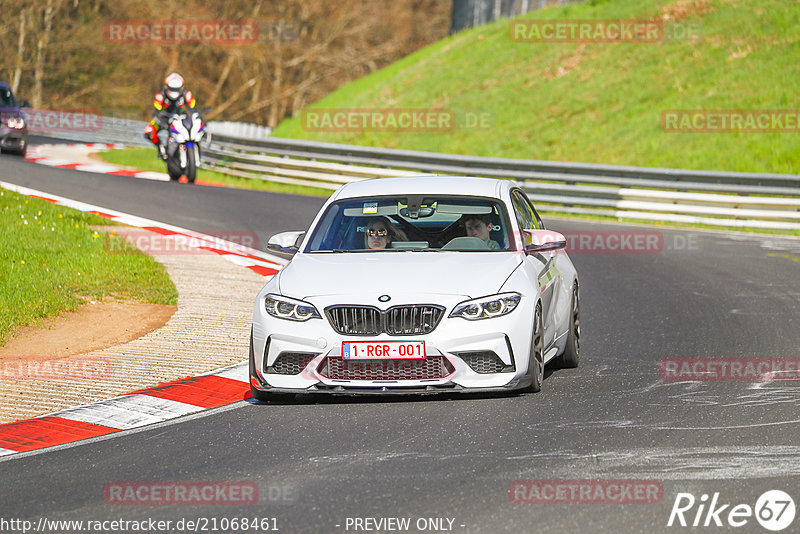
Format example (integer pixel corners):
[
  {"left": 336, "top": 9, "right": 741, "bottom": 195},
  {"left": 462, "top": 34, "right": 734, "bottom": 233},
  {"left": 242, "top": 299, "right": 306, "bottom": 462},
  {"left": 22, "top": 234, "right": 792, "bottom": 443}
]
[{"left": 278, "top": 252, "right": 523, "bottom": 299}]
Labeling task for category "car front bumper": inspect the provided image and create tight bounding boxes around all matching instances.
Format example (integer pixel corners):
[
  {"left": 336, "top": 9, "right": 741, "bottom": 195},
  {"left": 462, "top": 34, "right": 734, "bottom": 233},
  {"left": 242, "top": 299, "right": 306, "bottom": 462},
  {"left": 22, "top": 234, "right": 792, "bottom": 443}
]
[
  {"left": 250, "top": 291, "right": 537, "bottom": 395},
  {"left": 0, "top": 128, "right": 28, "bottom": 151}
]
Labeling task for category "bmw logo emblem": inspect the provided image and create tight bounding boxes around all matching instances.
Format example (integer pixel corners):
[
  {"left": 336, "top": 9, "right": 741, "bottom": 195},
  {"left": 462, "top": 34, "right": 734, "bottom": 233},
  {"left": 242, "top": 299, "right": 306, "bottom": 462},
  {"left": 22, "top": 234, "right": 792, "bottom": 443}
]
[{"left": 378, "top": 295, "right": 391, "bottom": 302}]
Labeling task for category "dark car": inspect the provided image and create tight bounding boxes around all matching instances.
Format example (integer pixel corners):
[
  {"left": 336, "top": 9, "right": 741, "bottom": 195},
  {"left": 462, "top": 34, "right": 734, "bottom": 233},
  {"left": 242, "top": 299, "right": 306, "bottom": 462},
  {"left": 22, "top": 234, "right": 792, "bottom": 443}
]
[{"left": 0, "top": 82, "right": 28, "bottom": 157}]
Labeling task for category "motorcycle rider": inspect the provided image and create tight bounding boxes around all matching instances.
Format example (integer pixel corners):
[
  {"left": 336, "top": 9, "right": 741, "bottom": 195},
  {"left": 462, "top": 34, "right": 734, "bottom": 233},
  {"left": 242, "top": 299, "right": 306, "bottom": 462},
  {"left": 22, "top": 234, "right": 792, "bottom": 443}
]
[{"left": 143, "top": 72, "right": 197, "bottom": 160}]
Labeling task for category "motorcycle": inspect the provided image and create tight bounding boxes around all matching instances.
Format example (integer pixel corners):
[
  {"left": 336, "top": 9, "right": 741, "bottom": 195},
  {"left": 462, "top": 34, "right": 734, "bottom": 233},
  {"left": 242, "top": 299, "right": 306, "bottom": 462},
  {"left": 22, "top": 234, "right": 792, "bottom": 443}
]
[{"left": 159, "top": 107, "right": 210, "bottom": 183}]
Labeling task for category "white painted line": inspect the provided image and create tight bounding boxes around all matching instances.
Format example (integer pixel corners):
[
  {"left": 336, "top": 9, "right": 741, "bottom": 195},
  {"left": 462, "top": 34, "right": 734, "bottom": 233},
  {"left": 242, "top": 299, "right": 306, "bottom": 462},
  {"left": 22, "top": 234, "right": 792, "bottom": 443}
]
[
  {"left": 0, "top": 448, "right": 17, "bottom": 456},
  {"left": 0, "top": 401, "right": 247, "bottom": 464},
  {"left": 35, "top": 158, "right": 73, "bottom": 167},
  {"left": 134, "top": 171, "right": 170, "bottom": 181},
  {"left": 221, "top": 254, "right": 262, "bottom": 267},
  {"left": 208, "top": 363, "right": 249, "bottom": 383},
  {"left": 74, "top": 164, "right": 123, "bottom": 173},
  {"left": 0, "top": 181, "right": 287, "bottom": 266},
  {"left": 55, "top": 394, "right": 203, "bottom": 430}
]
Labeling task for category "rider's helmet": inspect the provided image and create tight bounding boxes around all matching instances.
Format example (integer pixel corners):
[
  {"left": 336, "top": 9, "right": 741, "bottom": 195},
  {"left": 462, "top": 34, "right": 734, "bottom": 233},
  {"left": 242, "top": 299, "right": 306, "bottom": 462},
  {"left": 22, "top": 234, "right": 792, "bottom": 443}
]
[{"left": 163, "top": 72, "right": 185, "bottom": 102}]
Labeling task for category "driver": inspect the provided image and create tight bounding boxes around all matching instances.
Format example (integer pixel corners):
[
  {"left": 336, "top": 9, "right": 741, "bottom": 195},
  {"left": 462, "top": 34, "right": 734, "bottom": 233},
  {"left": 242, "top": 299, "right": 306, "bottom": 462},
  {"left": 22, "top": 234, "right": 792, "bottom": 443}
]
[
  {"left": 143, "top": 72, "right": 197, "bottom": 160},
  {"left": 463, "top": 214, "right": 501, "bottom": 250},
  {"left": 364, "top": 217, "right": 407, "bottom": 249}
]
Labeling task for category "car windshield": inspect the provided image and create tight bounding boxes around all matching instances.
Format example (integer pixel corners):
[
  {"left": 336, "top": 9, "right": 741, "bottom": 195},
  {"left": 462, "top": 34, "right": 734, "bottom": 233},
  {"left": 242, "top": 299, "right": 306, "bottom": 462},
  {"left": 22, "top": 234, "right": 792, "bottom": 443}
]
[
  {"left": 0, "top": 87, "right": 17, "bottom": 108},
  {"left": 305, "top": 195, "right": 515, "bottom": 252}
]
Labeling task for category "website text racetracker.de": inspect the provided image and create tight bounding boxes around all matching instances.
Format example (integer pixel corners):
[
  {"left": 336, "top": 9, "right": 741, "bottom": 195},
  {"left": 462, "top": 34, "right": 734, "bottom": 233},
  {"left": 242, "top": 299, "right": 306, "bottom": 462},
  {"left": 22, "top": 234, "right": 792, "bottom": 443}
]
[{"left": 0, "top": 516, "right": 279, "bottom": 533}]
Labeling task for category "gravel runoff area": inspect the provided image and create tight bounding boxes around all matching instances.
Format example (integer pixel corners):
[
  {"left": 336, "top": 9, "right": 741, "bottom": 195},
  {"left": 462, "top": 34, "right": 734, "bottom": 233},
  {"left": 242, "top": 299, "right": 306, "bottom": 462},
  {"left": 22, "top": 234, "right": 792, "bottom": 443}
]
[{"left": 0, "top": 249, "right": 268, "bottom": 424}]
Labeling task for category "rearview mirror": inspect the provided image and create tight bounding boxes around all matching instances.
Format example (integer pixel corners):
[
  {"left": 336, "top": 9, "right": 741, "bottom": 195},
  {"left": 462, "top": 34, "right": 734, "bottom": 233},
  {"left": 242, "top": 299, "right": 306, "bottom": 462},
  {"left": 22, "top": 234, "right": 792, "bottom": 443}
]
[
  {"left": 523, "top": 229, "right": 567, "bottom": 254},
  {"left": 267, "top": 231, "right": 305, "bottom": 255}
]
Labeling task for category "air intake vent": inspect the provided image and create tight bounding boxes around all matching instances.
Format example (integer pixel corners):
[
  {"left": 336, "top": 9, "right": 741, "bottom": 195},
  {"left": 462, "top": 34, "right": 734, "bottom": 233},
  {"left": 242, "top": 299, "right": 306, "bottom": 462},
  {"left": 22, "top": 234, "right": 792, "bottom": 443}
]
[
  {"left": 457, "top": 351, "right": 513, "bottom": 374},
  {"left": 267, "top": 352, "right": 315, "bottom": 375},
  {"left": 318, "top": 357, "right": 454, "bottom": 380}
]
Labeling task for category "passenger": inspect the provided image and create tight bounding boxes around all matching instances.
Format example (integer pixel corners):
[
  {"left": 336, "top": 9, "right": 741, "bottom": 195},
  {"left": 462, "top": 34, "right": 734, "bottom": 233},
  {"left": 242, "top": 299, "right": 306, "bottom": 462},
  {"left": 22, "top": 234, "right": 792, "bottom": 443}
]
[
  {"left": 365, "top": 217, "right": 407, "bottom": 249},
  {"left": 463, "top": 214, "right": 501, "bottom": 250}
]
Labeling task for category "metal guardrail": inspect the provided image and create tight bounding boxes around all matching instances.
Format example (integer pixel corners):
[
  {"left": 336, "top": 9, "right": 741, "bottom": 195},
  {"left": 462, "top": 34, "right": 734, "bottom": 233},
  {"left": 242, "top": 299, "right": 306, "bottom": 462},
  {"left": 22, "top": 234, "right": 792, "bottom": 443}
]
[
  {"left": 30, "top": 115, "right": 153, "bottom": 148},
  {"left": 34, "top": 116, "right": 800, "bottom": 230},
  {"left": 204, "top": 133, "right": 800, "bottom": 230},
  {"left": 30, "top": 115, "right": 269, "bottom": 148}
]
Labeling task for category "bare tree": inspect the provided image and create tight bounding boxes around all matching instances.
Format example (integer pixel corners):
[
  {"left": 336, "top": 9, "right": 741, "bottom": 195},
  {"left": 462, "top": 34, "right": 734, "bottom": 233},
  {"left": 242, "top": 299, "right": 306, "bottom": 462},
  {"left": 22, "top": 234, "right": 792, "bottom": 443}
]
[
  {"left": 32, "top": 0, "right": 64, "bottom": 108},
  {"left": 3, "top": 0, "right": 449, "bottom": 123},
  {"left": 11, "top": 8, "right": 27, "bottom": 94}
]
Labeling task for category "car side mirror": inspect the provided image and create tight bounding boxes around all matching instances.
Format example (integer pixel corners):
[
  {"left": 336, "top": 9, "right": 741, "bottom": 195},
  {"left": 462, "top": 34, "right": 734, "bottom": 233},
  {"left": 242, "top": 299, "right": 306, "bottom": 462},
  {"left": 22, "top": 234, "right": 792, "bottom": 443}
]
[
  {"left": 18, "top": 100, "right": 30, "bottom": 108},
  {"left": 523, "top": 229, "right": 567, "bottom": 254},
  {"left": 267, "top": 231, "right": 305, "bottom": 255}
]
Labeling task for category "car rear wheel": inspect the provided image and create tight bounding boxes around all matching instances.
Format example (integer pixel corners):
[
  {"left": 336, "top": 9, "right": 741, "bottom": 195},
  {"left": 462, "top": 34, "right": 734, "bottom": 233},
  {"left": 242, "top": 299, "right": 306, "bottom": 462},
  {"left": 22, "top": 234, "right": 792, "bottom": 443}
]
[{"left": 558, "top": 282, "right": 580, "bottom": 368}]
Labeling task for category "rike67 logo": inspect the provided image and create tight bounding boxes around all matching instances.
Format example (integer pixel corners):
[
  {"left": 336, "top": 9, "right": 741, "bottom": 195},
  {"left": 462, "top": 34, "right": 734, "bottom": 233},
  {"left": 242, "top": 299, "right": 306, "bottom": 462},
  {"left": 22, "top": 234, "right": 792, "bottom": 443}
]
[{"left": 668, "top": 490, "right": 795, "bottom": 531}]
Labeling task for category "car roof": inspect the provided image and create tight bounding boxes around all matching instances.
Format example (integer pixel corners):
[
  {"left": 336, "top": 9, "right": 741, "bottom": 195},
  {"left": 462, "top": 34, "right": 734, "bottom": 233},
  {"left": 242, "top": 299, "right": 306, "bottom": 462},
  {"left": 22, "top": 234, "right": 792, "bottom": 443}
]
[{"left": 331, "top": 175, "right": 513, "bottom": 200}]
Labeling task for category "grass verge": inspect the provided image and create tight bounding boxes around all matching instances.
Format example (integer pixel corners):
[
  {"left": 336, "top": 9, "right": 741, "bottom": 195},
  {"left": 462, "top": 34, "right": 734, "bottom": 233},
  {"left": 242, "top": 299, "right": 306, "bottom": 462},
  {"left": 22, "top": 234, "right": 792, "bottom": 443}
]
[
  {"left": 0, "top": 188, "right": 178, "bottom": 345},
  {"left": 272, "top": 0, "right": 800, "bottom": 175}
]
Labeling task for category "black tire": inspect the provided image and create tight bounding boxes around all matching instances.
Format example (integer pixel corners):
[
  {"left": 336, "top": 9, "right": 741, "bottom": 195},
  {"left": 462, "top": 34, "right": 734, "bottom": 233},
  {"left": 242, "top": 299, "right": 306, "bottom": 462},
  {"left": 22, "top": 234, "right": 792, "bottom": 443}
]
[
  {"left": 166, "top": 153, "right": 182, "bottom": 181},
  {"left": 185, "top": 145, "right": 197, "bottom": 183},
  {"left": 524, "top": 303, "right": 544, "bottom": 393},
  {"left": 13, "top": 140, "right": 27, "bottom": 157},
  {"left": 558, "top": 282, "right": 581, "bottom": 368}
]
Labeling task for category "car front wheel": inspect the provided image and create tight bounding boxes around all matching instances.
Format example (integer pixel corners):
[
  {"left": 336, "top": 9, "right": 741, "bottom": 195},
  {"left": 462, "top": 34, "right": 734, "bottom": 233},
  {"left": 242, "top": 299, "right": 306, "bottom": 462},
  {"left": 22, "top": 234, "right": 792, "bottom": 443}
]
[{"left": 524, "top": 303, "right": 544, "bottom": 393}]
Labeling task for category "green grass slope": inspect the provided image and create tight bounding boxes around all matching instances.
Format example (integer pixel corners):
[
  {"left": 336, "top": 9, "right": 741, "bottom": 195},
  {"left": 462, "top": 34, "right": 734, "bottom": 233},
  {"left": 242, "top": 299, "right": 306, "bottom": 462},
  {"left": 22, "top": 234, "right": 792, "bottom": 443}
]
[
  {"left": 0, "top": 189, "right": 178, "bottom": 345},
  {"left": 273, "top": 0, "right": 800, "bottom": 174}
]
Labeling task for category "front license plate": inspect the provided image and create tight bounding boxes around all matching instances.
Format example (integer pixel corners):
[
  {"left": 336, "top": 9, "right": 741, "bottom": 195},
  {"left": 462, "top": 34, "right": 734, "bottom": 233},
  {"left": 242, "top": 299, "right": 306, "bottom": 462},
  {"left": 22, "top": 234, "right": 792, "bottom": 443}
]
[{"left": 342, "top": 341, "right": 425, "bottom": 360}]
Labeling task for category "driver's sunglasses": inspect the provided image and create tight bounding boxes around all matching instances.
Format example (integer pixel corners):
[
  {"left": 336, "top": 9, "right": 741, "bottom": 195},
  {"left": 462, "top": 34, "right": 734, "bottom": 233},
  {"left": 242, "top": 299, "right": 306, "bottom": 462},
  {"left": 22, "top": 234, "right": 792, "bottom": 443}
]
[{"left": 367, "top": 229, "right": 389, "bottom": 238}]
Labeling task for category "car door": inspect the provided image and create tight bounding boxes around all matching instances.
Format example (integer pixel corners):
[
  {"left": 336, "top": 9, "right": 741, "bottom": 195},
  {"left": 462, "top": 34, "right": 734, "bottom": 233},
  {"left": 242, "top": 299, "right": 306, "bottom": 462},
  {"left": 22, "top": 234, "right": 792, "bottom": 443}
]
[{"left": 511, "top": 189, "right": 561, "bottom": 349}]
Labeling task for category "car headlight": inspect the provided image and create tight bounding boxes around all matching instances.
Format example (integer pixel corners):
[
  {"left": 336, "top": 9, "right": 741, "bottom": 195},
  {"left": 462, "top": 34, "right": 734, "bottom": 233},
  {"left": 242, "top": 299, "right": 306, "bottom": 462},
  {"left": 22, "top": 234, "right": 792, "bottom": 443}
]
[
  {"left": 264, "top": 294, "right": 321, "bottom": 321},
  {"left": 7, "top": 117, "right": 25, "bottom": 129},
  {"left": 450, "top": 292, "right": 521, "bottom": 320}
]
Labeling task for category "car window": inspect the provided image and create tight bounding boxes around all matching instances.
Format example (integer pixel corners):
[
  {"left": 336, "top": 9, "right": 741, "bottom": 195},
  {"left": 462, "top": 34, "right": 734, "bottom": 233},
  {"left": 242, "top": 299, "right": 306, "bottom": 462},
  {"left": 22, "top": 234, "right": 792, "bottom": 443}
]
[
  {"left": 0, "top": 88, "right": 17, "bottom": 108},
  {"left": 511, "top": 190, "right": 541, "bottom": 230},
  {"left": 524, "top": 193, "right": 545, "bottom": 229},
  {"left": 304, "top": 195, "right": 516, "bottom": 252}
]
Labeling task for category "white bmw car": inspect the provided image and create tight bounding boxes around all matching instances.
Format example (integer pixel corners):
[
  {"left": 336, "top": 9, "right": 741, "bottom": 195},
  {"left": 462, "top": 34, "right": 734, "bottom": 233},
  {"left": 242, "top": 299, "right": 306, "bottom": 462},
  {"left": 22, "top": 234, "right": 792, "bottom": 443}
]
[{"left": 249, "top": 176, "right": 580, "bottom": 399}]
